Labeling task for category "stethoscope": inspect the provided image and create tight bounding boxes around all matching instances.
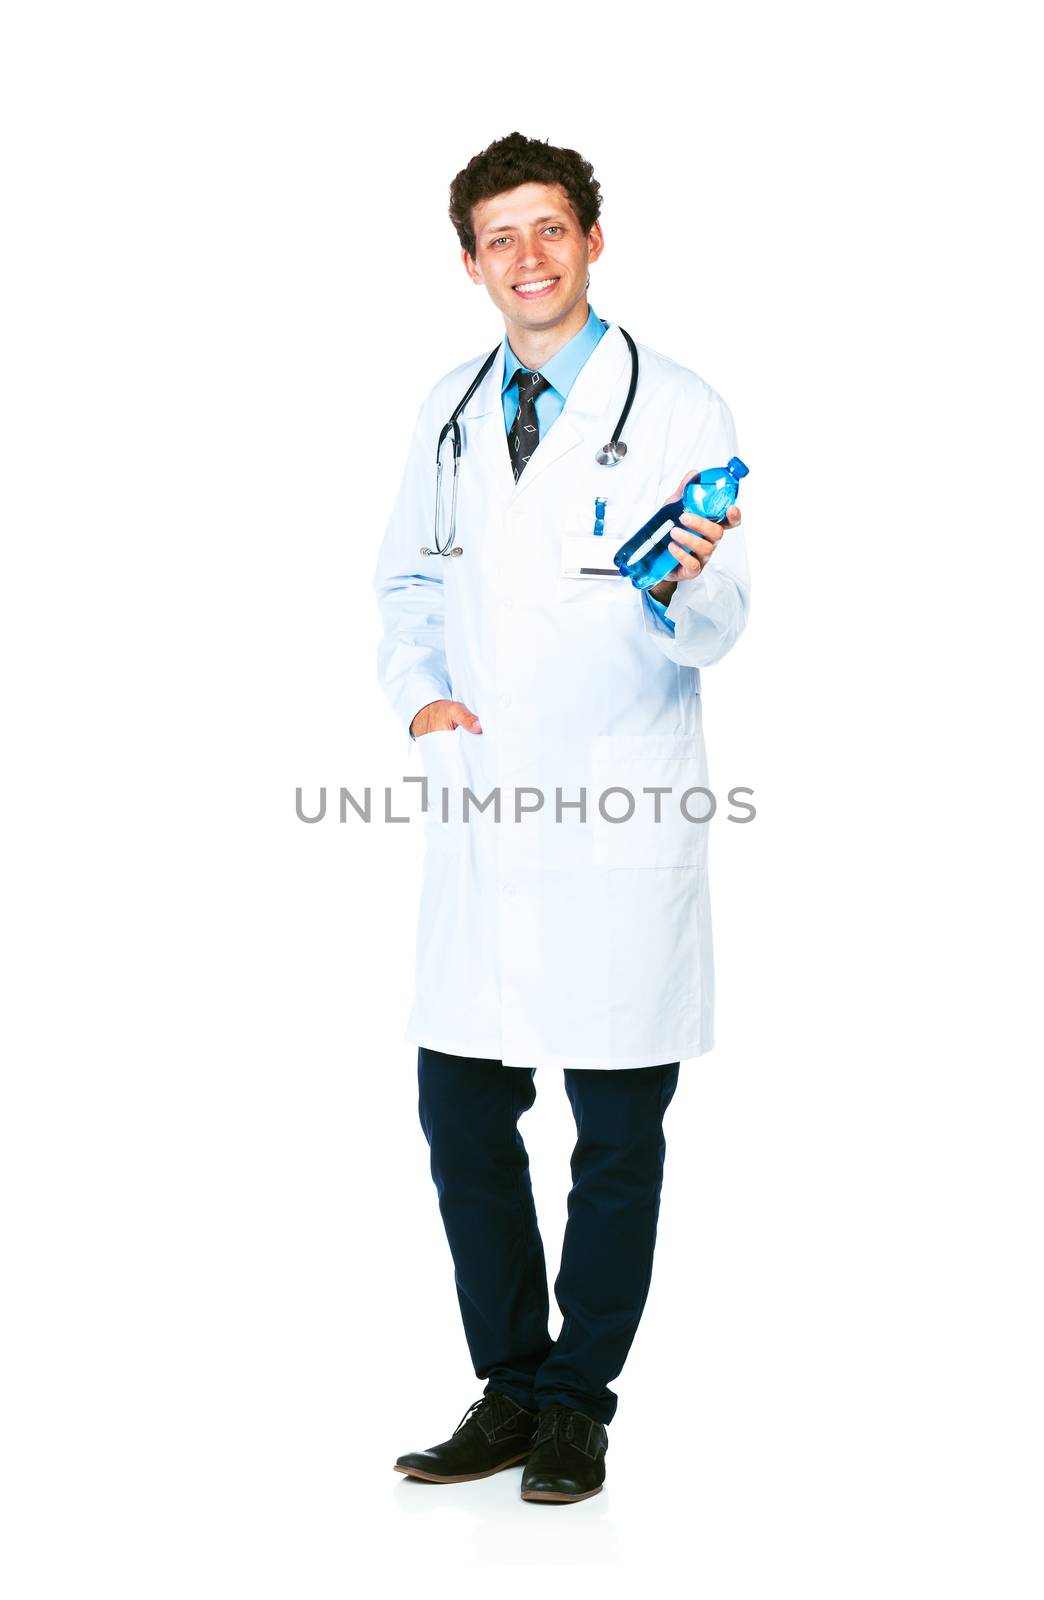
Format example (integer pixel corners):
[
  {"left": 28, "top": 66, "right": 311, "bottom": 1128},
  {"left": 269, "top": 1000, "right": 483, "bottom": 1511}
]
[{"left": 421, "top": 325, "right": 640, "bottom": 557}]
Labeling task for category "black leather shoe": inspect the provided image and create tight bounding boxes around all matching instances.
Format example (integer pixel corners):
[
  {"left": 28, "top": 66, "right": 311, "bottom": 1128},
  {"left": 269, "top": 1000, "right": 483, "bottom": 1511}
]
[
  {"left": 520, "top": 1404, "right": 608, "bottom": 1502},
  {"left": 394, "top": 1392, "right": 539, "bottom": 1483}
]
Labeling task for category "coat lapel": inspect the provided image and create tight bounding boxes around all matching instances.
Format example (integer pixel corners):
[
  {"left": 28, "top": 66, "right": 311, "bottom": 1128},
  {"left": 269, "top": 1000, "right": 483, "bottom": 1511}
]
[
  {"left": 459, "top": 349, "right": 515, "bottom": 501},
  {"left": 516, "top": 324, "right": 632, "bottom": 497},
  {"left": 458, "top": 323, "right": 633, "bottom": 503}
]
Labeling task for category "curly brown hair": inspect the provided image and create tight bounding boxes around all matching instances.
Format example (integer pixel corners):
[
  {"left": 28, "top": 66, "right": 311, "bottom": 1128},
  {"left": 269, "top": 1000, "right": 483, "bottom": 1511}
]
[{"left": 449, "top": 131, "right": 603, "bottom": 259}]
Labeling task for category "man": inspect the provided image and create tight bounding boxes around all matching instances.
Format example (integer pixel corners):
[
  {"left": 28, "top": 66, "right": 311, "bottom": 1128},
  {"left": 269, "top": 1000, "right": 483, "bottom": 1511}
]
[{"left": 372, "top": 132, "right": 750, "bottom": 1503}]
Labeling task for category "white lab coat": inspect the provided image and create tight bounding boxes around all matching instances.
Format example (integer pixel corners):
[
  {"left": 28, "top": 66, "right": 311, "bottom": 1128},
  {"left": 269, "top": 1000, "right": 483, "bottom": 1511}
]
[{"left": 372, "top": 324, "right": 750, "bottom": 1069}]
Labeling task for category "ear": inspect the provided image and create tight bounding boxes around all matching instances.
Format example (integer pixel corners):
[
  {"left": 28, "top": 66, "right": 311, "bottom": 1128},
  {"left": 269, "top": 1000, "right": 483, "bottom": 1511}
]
[
  {"left": 586, "top": 222, "right": 605, "bottom": 266},
  {"left": 461, "top": 247, "right": 482, "bottom": 286}
]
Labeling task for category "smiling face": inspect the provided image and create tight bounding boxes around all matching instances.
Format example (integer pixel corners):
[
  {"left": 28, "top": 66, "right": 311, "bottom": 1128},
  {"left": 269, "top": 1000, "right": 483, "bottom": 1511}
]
[{"left": 462, "top": 182, "right": 604, "bottom": 339}]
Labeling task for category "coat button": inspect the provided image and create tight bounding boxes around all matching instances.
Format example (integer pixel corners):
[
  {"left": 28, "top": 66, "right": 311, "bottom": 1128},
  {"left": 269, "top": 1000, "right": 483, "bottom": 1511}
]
[
  {"left": 502, "top": 597, "right": 514, "bottom": 610},
  {"left": 499, "top": 694, "right": 511, "bottom": 707}
]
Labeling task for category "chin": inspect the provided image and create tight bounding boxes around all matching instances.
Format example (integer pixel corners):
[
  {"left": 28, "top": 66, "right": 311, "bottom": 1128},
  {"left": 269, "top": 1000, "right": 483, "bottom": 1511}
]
[{"left": 517, "top": 294, "right": 568, "bottom": 321}]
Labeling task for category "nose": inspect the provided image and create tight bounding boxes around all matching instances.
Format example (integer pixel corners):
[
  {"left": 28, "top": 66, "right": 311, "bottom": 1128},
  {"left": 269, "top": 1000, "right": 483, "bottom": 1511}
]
[{"left": 515, "top": 233, "right": 545, "bottom": 268}]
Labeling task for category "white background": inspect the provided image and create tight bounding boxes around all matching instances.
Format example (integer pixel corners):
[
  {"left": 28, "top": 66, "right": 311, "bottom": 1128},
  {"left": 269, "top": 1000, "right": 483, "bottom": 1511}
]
[{"left": 2, "top": 2, "right": 1041, "bottom": 1595}]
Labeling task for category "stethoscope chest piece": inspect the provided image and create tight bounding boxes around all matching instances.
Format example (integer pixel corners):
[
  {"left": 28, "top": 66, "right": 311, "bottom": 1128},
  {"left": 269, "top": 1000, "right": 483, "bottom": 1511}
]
[{"left": 595, "top": 440, "right": 628, "bottom": 466}]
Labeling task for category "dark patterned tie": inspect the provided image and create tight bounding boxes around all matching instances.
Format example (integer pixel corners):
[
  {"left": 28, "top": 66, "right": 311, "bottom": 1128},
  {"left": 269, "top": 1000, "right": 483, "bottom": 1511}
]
[{"left": 507, "top": 367, "right": 551, "bottom": 481}]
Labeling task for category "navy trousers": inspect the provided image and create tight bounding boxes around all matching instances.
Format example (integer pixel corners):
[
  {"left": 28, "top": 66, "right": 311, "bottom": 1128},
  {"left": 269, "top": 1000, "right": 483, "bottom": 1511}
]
[{"left": 416, "top": 1047, "right": 680, "bottom": 1425}]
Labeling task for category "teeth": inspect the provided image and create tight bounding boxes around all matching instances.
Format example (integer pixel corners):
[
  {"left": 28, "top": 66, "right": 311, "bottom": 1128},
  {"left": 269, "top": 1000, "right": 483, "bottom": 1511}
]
[{"left": 515, "top": 277, "right": 557, "bottom": 294}]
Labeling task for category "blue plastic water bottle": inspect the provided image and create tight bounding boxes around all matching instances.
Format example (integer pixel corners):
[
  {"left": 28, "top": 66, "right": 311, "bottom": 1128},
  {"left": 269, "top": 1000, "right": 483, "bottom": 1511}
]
[{"left": 613, "top": 457, "right": 749, "bottom": 590}]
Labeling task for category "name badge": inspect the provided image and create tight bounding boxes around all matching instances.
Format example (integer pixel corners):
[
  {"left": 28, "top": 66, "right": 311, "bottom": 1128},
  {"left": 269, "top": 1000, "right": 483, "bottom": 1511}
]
[{"left": 559, "top": 535, "right": 626, "bottom": 581}]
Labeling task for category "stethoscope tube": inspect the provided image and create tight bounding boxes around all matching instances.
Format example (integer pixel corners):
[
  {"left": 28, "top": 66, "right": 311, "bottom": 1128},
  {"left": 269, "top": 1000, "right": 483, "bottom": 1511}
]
[
  {"left": 424, "top": 325, "right": 638, "bottom": 557},
  {"left": 423, "top": 345, "right": 500, "bottom": 557},
  {"left": 595, "top": 327, "right": 638, "bottom": 466}
]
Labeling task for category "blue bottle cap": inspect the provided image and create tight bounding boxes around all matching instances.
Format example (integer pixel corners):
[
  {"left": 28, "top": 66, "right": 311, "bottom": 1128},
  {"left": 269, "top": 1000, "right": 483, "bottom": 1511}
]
[{"left": 727, "top": 456, "right": 749, "bottom": 479}]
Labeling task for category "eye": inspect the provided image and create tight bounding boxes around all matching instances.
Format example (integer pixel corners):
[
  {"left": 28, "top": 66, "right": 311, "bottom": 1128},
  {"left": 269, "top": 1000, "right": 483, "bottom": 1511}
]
[
  {"left": 490, "top": 236, "right": 510, "bottom": 247},
  {"left": 545, "top": 226, "right": 563, "bottom": 235}
]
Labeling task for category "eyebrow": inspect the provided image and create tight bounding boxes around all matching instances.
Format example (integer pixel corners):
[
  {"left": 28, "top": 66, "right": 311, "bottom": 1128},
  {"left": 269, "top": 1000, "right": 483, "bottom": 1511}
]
[{"left": 481, "top": 214, "right": 568, "bottom": 236}]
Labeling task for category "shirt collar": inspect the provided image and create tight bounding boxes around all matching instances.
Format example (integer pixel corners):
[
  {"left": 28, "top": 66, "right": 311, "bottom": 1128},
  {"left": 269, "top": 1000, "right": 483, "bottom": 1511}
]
[{"left": 501, "top": 305, "right": 607, "bottom": 400}]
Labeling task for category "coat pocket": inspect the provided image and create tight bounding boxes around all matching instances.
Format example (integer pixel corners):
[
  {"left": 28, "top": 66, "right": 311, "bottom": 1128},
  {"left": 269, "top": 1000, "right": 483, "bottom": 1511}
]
[
  {"left": 590, "top": 730, "right": 712, "bottom": 869},
  {"left": 559, "top": 500, "right": 650, "bottom": 604},
  {"left": 415, "top": 727, "right": 466, "bottom": 848}
]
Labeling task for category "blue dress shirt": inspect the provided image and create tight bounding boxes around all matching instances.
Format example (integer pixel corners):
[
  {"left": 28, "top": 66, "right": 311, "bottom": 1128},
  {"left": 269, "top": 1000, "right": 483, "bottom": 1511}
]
[
  {"left": 501, "top": 303, "right": 606, "bottom": 435},
  {"left": 501, "top": 307, "right": 674, "bottom": 628}
]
